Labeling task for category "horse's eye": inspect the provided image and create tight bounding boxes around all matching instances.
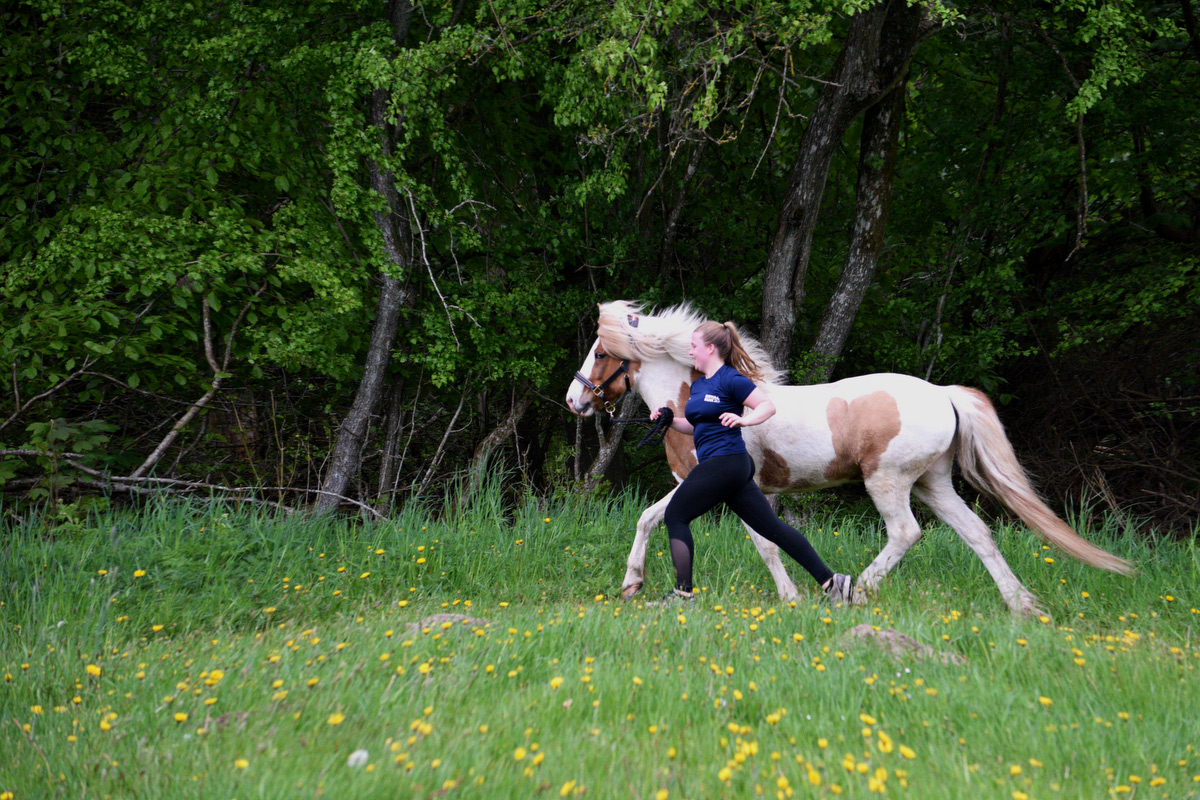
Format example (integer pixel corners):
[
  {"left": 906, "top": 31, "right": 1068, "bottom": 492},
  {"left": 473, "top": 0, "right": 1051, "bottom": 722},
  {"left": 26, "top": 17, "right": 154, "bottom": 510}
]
[{"left": 595, "top": 352, "right": 606, "bottom": 360}]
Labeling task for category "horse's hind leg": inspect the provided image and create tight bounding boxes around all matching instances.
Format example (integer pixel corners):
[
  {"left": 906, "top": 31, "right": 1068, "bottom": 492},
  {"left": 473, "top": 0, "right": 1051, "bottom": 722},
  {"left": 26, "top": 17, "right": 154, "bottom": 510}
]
[
  {"left": 913, "top": 457, "right": 1045, "bottom": 618},
  {"left": 742, "top": 521, "right": 801, "bottom": 602},
  {"left": 858, "top": 473, "right": 925, "bottom": 595},
  {"left": 621, "top": 488, "right": 677, "bottom": 600}
]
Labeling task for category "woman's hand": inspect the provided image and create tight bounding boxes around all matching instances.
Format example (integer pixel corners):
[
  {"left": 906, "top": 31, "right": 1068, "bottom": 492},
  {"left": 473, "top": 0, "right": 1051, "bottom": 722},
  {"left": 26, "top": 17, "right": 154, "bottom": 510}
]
[
  {"left": 719, "top": 412, "right": 746, "bottom": 428},
  {"left": 652, "top": 406, "right": 693, "bottom": 435}
]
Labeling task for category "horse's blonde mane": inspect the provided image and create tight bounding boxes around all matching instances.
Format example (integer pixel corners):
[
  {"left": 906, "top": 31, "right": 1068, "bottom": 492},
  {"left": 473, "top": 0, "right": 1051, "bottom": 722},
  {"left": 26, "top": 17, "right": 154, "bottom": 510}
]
[{"left": 596, "top": 300, "right": 784, "bottom": 386}]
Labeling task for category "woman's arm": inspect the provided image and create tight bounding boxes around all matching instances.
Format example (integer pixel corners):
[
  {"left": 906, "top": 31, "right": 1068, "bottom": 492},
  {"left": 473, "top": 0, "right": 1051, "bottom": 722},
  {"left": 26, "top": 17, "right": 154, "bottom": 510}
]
[{"left": 719, "top": 387, "right": 775, "bottom": 428}]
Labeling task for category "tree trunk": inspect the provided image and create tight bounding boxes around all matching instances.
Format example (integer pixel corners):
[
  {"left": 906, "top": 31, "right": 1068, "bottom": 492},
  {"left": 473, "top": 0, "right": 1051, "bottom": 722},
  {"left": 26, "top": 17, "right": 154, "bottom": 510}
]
[
  {"left": 759, "top": 3, "right": 889, "bottom": 369},
  {"left": 805, "top": 79, "right": 907, "bottom": 383},
  {"left": 470, "top": 389, "right": 533, "bottom": 475},
  {"left": 1181, "top": 0, "right": 1200, "bottom": 63},
  {"left": 760, "top": 0, "right": 937, "bottom": 371},
  {"left": 315, "top": 0, "right": 415, "bottom": 513},
  {"left": 659, "top": 139, "right": 706, "bottom": 283},
  {"left": 583, "top": 394, "right": 637, "bottom": 492}
]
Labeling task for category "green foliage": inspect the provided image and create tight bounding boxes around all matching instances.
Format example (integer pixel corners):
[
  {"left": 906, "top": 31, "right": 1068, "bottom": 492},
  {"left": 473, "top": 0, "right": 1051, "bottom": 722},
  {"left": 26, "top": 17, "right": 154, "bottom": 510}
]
[{"left": 0, "top": 0, "right": 1194, "bottom": 516}]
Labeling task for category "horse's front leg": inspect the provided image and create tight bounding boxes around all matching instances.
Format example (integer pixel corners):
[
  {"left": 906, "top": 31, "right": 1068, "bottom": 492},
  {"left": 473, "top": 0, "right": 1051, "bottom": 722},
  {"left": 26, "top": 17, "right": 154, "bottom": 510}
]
[{"left": 621, "top": 488, "right": 678, "bottom": 600}]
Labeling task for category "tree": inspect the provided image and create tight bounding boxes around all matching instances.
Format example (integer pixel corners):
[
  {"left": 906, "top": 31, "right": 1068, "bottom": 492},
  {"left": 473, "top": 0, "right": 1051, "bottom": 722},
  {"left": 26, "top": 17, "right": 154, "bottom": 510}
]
[{"left": 759, "top": 0, "right": 941, "bottom": 372}]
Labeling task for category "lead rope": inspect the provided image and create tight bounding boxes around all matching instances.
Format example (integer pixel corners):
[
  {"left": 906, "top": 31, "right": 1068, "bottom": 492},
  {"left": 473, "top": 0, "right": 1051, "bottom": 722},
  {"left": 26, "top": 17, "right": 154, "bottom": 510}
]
[{"left": 611, "top": 407, "right": 674, "bottom": 449}]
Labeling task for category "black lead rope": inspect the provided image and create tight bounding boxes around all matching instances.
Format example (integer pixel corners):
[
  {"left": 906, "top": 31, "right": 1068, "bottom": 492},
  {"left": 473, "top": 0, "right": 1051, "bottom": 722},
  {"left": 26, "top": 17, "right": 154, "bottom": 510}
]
[{"left": 611, "top": 407, "right": 674, "bottom": 450}]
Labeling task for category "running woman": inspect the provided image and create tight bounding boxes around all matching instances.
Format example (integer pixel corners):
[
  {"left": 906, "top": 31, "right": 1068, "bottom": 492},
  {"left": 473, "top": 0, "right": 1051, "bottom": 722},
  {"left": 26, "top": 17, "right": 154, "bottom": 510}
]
[{"left": 650, "top": 320, "right": 855, "bottom": 605}]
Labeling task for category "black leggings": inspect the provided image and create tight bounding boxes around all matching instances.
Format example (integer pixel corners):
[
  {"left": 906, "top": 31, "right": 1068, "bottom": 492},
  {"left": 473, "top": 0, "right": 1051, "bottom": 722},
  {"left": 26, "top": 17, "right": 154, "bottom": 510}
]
[{"left": 663, "top": 452, "right": 834, "bottom": 592}]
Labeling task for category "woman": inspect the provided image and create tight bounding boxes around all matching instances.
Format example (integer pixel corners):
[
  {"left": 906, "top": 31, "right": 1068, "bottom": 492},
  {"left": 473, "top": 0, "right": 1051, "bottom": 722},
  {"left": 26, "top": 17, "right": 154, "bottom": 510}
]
[{"left": 649, "top": 320, "right": 855, "bottom": 605}]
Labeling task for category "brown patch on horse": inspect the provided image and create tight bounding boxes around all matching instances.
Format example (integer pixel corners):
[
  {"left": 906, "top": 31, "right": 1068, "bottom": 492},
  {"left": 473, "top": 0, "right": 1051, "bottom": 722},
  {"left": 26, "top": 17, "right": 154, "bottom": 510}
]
[
  {"left": 825, "top": 391, "right": 902, "bottom": 481},
  {"left": 759, "top": 447, "right": 791, "bottom": 491},
  {"left": 663, "top": 380, "right": 697, "bottom": 479},
  {"left": 665, "top": 430, "right": 698, "bottom": 479}
]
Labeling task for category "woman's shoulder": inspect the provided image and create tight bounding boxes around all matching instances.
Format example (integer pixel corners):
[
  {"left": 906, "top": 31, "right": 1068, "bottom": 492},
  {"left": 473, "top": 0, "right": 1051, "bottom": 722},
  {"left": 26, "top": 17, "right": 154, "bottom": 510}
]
[{"left": 717, "top": 364, "right": 752, "bottom": 383}]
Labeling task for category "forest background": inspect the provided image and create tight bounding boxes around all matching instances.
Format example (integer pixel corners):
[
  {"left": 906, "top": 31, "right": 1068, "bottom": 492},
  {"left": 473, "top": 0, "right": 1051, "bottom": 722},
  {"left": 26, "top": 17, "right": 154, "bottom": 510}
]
[{"left": 2, "top": 0, "right": 1197, "bottom": 530}]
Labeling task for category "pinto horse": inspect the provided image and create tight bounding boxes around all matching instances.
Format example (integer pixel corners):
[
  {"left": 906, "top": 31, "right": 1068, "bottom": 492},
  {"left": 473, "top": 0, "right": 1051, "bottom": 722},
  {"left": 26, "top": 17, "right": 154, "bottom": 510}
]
[{"left": 566, "top": 300, "right": 1132, "bottom": 617}]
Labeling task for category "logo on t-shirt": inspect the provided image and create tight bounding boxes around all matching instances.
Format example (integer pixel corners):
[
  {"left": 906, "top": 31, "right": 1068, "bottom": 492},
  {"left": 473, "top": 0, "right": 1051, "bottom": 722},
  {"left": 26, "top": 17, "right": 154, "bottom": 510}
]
[{"left": 704, "top": 394, "right": 720, "bottom": 403}]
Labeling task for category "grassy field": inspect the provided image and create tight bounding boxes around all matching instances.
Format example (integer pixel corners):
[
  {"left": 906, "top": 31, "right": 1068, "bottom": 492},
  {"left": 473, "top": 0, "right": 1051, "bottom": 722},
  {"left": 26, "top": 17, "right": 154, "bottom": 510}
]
[{"left": 2, "top": 486, "right": 1198, "bottom": 800}]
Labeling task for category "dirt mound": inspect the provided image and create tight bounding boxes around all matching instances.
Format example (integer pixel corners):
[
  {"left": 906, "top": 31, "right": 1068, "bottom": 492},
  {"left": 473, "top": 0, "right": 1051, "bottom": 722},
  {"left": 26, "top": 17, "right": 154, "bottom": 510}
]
[{"left": 841, "top": 624, "right": 966, "bottom": 666}]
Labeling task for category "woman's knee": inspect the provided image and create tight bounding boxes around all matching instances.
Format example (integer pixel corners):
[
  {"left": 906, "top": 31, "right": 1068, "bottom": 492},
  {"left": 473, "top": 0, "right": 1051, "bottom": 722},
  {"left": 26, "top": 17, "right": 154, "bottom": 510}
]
[{"left": 663, "top": 504, "right": 691, "bottom": 531}]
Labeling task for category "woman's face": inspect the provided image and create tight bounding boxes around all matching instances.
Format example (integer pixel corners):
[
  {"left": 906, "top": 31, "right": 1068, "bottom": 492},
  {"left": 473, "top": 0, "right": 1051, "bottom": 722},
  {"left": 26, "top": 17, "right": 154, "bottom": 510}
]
[{"left": 689, "top": 330, "right": 718, "bottom": 373}]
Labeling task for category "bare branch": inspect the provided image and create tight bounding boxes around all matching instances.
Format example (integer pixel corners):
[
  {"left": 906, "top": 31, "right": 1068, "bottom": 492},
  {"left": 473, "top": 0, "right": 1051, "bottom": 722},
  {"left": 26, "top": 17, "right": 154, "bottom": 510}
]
[
  {"left": 413, "top": 391, "right": 469, "bottom": 498},
  {"left": 0, "top": 356, "right": 98, "bottom": 435}
]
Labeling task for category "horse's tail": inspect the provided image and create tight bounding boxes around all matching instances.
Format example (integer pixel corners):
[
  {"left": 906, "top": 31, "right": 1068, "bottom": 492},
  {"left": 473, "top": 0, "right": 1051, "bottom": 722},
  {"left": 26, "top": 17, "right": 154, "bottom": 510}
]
[{"left": 947, "top": 386, "right": 1134, "bottom": 575}]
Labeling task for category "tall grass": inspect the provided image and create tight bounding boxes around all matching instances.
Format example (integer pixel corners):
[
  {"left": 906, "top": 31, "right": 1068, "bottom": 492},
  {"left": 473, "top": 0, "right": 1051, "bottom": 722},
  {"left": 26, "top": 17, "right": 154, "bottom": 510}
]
[{"left": 2, "top": 485, "right": 1197, "bottom": 799}]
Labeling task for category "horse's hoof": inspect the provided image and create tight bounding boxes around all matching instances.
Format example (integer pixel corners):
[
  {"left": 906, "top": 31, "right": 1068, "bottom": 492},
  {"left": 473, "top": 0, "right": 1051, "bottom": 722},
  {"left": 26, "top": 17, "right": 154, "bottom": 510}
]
[{"left": 621, "top": 583, "right": 643, "bottom": 601}]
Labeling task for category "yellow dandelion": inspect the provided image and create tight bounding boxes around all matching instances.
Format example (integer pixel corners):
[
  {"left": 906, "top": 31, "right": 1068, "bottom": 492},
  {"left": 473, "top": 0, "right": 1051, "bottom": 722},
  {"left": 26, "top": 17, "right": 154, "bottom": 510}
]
[
  {"left": 234, "top": 758, "right": 249, "bottom": 770},
  {"left": 560, "top": 780, "right": 577, "bottom": 797},
  {"left": 86, "top": 664, "right": 102, "bottom": 677},
  {"left": 307, "top": 678, "right": 320, "bottom": 687},
  {"left": 1038, "top": 696, "right": 1052, "bottom": 707},
  {"left": 174, "top": 712, "right": 188, "bottom": 723},
  {"left": 899, "top": 745, "right": 916, "bottom": 759},
  {"left": 550, "top": 676, "right": 564, "bottom": 690},
  {"left": 859, "top": 713, "right": 877, "bottom": 726},
  {"left": 327, "top": 713, "right": 345, "bottom": 726},
  {"left": 1010, "top": 765, "right": 1022, "bottom": 776},
  {"left": 134, "top": 570, "right": 146, "bottom": 578},
  {"left": 514, "top": 747, "right": 527, "bottom": 761}
]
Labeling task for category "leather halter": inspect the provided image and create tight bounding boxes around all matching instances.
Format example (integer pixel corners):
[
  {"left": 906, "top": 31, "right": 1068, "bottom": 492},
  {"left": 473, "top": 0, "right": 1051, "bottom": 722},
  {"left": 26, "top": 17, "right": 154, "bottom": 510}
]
[{"left": 573, "top": 358, "right": 631, "bottom": 415}]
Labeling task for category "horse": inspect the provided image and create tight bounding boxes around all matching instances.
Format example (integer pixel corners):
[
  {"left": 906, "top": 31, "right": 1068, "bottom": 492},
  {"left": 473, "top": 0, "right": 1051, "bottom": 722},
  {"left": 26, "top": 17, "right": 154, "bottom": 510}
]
[{"left": 565, "top": 300, "right": 1133, "bottom": 617}]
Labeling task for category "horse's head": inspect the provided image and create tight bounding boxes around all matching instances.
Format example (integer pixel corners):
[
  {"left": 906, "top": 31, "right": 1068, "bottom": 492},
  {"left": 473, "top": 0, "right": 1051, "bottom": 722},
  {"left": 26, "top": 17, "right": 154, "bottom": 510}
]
[{"left": 566, "top": 338, "right": 639, "bottom": 417}]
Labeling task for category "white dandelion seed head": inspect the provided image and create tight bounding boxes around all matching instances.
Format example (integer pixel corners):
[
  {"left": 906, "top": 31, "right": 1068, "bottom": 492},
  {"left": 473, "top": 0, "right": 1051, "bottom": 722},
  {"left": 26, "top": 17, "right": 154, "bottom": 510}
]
[{"left": 347, "top": 749, "right": 369, "bottom": 768}]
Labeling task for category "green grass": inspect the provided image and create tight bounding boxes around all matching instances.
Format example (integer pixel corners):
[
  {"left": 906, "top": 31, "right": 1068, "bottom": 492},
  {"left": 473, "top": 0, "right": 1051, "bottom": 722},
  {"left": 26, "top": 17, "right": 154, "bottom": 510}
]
[{"left": 2, "top": 486, "right": 1198, "bottom": 800}]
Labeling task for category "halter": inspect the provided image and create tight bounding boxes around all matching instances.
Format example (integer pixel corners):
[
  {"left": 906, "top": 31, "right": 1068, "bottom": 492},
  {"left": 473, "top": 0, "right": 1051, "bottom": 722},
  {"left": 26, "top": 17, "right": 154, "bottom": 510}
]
[{"left": 573, "top": 358, "right": 631, "bottom": 415}]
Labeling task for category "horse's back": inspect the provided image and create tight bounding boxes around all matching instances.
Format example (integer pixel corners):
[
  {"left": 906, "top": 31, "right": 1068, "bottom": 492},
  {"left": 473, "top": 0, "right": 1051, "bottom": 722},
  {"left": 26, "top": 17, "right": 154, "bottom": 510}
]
[{"left": 750, "top": 373, "right": 957, "bottom": 492}]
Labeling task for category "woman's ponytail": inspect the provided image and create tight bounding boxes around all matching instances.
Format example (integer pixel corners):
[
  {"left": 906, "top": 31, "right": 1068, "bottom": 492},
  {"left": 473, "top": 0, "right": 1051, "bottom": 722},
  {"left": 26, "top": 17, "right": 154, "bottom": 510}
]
[{"left": 696, "top": 320, "right": 767, "bottom": 383}]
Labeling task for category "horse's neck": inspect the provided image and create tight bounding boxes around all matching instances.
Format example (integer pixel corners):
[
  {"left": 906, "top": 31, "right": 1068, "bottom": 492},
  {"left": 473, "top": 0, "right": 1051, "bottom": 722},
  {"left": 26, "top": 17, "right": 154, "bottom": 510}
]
[{"left": 636, "top": 359, "right": 694, "bottom": 410}]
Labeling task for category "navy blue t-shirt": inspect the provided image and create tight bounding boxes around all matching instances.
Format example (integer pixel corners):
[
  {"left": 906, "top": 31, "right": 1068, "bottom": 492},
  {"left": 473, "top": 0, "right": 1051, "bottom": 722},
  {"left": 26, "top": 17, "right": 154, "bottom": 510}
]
[{"left": 685, "top": 364, "right": 758, "bottom": 462}]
